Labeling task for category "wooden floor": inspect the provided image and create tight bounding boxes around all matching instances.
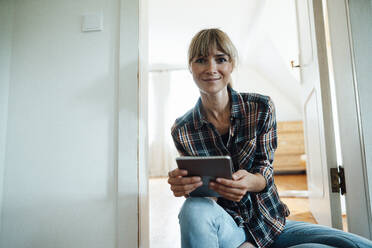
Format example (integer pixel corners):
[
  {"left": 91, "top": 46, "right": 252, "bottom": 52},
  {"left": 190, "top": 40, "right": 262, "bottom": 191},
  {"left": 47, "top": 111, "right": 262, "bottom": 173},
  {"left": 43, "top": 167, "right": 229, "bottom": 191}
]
[
  {"left": 275, "top": 174, "right": 348, "bottom": 230},
  {"left": 150, "top": 174, "right": 322, "bottom": 248}
]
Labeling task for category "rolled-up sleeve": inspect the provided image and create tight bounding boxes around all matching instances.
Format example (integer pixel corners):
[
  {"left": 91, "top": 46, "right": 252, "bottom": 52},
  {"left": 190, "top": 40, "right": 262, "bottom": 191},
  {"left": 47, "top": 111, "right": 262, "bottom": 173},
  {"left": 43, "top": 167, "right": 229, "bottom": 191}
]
[
  {"left": 171, "top": 125, "right": 188, "bottom": 156},
  {"left": 249, "top": 98, "right": 277, "bottom": 191}
]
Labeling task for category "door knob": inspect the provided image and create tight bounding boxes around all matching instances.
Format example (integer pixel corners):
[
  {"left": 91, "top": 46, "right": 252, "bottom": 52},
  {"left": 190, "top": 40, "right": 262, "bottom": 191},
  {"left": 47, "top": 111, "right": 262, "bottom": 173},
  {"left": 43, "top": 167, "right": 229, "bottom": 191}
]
[{"left": 291, "top": 60, "right": 301, "bottom": 68}]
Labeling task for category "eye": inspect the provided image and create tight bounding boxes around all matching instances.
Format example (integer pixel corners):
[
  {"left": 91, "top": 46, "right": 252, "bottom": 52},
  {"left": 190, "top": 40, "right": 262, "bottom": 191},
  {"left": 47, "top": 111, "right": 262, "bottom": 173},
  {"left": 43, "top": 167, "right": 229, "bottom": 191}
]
[
  {"left": 216, "top": 57, "right": 228, "bottom": 63},
  {"left": 195, "top": 58, "right": 206, "bottom": 63}
]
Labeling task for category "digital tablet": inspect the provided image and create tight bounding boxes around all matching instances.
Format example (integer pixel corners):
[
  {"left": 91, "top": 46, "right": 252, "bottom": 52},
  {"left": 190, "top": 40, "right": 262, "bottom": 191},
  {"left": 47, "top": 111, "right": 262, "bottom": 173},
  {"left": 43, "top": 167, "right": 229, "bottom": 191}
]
[{"left": 176, "top": 156, "right": 233, "bottom": 197}]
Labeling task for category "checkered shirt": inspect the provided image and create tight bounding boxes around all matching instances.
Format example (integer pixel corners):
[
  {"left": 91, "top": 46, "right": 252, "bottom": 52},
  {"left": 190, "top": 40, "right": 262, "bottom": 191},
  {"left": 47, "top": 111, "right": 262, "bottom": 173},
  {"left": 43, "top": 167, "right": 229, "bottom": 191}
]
[{"left": 171, "top": 87, "right": 290, "bottom": 248}]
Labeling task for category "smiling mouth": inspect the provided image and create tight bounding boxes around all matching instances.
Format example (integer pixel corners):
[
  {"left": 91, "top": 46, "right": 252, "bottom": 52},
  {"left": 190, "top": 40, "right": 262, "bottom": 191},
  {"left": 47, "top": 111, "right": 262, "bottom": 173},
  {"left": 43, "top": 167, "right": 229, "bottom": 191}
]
[{"left": 203, "top": 78, "right": 221, "bottom": 82}]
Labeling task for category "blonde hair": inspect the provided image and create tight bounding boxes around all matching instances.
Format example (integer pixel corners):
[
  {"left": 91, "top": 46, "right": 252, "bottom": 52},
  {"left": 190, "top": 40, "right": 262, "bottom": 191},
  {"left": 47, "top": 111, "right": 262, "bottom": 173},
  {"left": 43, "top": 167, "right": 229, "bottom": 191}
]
[{"left": 188, "top": 28, "right": 238, "bottom": 88}]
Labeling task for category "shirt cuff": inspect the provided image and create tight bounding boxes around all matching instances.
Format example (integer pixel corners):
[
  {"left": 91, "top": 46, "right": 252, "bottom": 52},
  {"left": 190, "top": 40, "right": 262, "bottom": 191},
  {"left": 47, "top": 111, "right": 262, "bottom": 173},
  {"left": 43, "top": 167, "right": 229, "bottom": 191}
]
[{"left": 250, "top": 161, "right": 274, "bottom": 192}]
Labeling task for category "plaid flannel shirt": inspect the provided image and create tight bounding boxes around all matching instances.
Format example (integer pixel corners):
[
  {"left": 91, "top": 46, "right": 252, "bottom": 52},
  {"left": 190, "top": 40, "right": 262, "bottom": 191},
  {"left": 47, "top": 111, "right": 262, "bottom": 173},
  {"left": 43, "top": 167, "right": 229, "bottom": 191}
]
[{"left": 171, "top": 87, "right": 290, "bottom": 248}]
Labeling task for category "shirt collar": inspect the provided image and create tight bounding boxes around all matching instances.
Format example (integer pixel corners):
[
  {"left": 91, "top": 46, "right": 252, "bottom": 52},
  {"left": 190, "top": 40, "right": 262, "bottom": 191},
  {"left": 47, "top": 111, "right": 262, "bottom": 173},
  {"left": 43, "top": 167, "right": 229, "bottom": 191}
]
[{"left": 192, "top": 87, "right": 246, "bottom": 130}]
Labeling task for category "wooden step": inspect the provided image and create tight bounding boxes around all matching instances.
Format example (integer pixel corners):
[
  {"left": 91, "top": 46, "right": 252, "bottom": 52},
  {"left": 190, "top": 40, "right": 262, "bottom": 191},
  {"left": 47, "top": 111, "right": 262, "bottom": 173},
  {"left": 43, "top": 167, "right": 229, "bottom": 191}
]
[{"left": 274, "top": 121, "right": 306, "bottom": 173}]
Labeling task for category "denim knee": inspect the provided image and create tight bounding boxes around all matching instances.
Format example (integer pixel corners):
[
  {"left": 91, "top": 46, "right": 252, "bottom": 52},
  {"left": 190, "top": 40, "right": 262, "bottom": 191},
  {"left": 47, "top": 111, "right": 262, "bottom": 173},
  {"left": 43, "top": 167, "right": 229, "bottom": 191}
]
[
  {"left": 272, "top": 220, "right": 372, "bottom": 248},
  {"left": 288, "top": 244, "right": 335, "bottom": 248},
  {"left": 178, "top": 197, "right": 220, "bottom": 228}
]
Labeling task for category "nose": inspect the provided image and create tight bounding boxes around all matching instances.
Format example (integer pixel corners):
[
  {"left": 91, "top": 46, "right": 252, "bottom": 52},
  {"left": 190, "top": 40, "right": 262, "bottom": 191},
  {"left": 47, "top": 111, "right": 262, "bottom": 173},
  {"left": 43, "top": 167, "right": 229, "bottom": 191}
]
[{"left": 206, "top": 60, "right": 217, "bottom": 74}]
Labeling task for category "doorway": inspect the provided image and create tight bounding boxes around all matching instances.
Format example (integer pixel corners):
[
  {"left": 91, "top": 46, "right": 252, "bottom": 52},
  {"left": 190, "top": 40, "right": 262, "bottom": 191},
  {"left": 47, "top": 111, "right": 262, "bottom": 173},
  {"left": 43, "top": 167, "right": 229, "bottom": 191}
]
[{"left": 144, "top": 0, "right": 346, "bottom": 247}]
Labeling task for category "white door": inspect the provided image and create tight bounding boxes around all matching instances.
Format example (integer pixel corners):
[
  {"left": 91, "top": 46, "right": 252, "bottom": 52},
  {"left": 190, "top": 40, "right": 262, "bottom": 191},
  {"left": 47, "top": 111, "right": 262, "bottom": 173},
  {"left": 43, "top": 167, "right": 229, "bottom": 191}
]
[
  {"left": 323, "top": 0, "right": 372, "bottom": 238},
  {"left": 295, "top": 0, "right": 342, "bottom": 228}
]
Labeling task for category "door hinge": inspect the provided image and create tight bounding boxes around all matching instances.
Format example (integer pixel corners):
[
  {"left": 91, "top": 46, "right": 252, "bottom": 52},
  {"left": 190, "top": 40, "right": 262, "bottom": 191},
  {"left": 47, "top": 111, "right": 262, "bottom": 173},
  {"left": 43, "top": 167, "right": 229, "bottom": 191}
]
[{"left": 331, "top": 166, "right": 346, "bottom": 195}]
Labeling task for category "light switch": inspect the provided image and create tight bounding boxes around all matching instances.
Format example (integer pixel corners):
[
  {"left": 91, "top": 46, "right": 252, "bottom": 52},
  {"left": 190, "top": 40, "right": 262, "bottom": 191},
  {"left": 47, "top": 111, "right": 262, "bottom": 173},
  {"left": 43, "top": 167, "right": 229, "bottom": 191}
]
[{"left": 82, "top": 13, "right": 103, "bottom": 32}]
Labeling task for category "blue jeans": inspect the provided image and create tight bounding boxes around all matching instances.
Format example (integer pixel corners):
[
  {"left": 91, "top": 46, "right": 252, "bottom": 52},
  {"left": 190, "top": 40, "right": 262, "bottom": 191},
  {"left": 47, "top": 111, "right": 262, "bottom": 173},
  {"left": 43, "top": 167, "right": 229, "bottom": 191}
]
[{"left": 178, "top": 197, "right": 372, "bottom": 248}]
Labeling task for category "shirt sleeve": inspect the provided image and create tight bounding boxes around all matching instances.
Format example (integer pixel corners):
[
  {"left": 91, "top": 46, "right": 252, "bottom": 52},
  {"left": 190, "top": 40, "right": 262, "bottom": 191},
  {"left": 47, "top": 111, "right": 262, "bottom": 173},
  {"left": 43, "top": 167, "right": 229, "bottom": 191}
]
[
  {"left": 171, "top": 124, "right": 188, "bottom": 156},
  {"left": 249, "top": 98, "right": 277, "bottom": 191}
]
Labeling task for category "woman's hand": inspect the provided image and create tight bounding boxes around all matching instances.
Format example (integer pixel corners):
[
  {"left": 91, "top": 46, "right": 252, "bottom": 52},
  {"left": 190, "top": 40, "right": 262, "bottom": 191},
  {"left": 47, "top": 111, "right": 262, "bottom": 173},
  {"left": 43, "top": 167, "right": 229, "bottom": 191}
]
[
  {"left": 209, "top": 169, "right": 266, "bottom": 202},
  {"left": 168, "top": 168, "right": 203, "bottom": 197}
]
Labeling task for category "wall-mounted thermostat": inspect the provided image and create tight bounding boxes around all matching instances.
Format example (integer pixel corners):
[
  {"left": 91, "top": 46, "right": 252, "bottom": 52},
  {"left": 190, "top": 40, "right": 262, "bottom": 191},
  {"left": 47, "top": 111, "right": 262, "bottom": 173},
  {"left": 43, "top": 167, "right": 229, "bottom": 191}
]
[{"left": 82, "top": 13, "right": 103, "bottom": 32}]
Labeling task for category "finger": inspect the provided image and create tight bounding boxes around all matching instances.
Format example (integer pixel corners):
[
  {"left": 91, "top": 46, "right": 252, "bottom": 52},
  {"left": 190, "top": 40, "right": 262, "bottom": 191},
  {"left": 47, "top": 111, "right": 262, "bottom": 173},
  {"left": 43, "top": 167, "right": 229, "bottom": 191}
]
[
  {"left": 232, "top": 169, "right": 248, "bottom": 180},
  {"left": 168, "top": 169, "right": 188, "bottom": 178},
  {"left": 173, "top": 191, "right": 186, "bottom": 197},
  {"left": 168, "top": 176, "right": 201, "bottom": 185},
  {"left": 214, "top": 189, "right": 242, "bottom": 202},
  {"left": 171, "top": 181, "right": 203, "bottom": 192},
  {"left": 209, "top": 182, "right": 245, "bottom": 196},
  {"left": 215, "top": 178, "right": 246, "bottom": 189},
  {"left": 173, "top": 182, "right": 202, "bottom": 197},
  {"left": 184, "top": 182, "right": 203, "bottom": 195}
]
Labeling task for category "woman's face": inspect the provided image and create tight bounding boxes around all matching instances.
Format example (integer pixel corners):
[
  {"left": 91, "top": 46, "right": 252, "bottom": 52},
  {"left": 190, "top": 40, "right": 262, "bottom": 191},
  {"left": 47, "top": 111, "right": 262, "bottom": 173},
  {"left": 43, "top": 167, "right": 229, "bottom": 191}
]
[{"left": 190, "top": 48, "right": 233, "bottom": 96}]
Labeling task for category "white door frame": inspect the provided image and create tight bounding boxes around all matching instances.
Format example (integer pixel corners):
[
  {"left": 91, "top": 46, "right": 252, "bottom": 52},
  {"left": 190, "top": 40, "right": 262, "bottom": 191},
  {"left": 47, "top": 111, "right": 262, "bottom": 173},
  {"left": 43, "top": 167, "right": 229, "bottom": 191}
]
[
  {"left": 138, "top": 0, "right": 150, "bottom": 246},
  {"left": 138, "top": 0, "right": 150, "bottom": 247},
  {"left": 117, "top": 0, "right": 148, "bottom": 247},
  {"left": 321, "top": 0, "right": 372, "bottom": 239},
  {"left": 117, "top": 0, "right": 151, "bottom": 246}
]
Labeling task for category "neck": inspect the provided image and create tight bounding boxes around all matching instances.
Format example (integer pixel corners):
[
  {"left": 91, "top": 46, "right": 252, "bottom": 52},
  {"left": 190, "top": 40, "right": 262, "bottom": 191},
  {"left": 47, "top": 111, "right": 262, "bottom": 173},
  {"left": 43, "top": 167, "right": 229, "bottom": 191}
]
[{"left": 200, "top": 88, "right": 230, "bottom": 122}]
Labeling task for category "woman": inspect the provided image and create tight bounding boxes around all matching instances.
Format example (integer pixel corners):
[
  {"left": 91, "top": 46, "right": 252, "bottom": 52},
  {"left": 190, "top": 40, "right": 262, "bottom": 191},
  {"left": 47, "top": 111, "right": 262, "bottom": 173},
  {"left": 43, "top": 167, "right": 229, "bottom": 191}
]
[{"left": 167, "top": 28, "right": 372, "bottom": 248}]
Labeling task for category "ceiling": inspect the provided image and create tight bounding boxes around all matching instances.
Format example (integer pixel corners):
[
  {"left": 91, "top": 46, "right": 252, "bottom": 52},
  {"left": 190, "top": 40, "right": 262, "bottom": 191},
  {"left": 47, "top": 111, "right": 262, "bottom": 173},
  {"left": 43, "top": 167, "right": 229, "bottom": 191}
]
[{"left": 149, "top": 0, "right": 265, "bottom": 66}]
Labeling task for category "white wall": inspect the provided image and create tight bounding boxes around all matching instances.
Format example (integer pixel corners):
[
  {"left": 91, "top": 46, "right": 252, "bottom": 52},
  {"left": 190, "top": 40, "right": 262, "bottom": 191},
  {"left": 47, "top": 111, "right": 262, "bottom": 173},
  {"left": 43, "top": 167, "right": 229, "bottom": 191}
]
[
  {"left": 0, "top": 0, "right": 14, "bottom": 232},
  {"left": 0, "top": 0, "right": 139, "bottom": 247},
  {"left": 234, "top": 65, "right": 302, "bottom": 122}
]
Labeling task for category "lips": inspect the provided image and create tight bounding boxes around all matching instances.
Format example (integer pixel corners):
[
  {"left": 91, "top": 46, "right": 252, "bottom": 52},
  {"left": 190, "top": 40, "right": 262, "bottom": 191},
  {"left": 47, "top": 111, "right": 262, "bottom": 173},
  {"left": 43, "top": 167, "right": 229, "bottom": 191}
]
[{"left": 203, "top": 77, "right": 221, "bottom": 82}]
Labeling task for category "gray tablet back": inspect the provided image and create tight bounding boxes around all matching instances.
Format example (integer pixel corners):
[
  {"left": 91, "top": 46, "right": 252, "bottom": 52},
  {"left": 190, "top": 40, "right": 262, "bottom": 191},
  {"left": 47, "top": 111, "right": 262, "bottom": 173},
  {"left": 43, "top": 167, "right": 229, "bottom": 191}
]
[{"left": 176, "top": 156, "right": 233, "bottom": 197}]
